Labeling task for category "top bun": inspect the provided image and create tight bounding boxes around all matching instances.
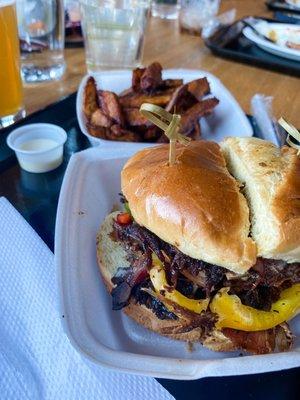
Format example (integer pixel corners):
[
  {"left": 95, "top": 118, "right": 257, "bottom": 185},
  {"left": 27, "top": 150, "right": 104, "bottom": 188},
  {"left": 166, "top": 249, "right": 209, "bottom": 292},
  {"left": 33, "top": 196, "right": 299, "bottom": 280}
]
[
  {"left": 222, "top": 137, "right": 300, "bottom": 263},
  {"left": 121, "top": 141, "right": 257, "bottom": 274}
]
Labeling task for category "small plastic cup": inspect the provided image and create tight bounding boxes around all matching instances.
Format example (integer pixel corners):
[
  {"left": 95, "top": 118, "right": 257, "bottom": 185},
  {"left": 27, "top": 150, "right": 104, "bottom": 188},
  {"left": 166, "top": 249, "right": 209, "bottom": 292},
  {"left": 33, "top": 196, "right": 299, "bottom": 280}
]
[{"left": 6, "top": 123, "right": 67, "bottom": 173}]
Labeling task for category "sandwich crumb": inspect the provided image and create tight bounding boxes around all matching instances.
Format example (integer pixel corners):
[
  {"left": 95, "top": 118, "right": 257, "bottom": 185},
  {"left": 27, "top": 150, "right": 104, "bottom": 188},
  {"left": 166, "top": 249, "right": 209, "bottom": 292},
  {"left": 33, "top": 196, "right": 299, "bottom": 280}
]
[{"left": 186, "top": 341, "right": 194, "bottom": 352}]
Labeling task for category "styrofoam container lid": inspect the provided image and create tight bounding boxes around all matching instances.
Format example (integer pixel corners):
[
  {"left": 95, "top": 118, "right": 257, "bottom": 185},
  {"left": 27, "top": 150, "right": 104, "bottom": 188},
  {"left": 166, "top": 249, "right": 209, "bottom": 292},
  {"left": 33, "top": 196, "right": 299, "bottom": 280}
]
[{"left": 55, "top": 145, "right": 300, "bottom": 380}]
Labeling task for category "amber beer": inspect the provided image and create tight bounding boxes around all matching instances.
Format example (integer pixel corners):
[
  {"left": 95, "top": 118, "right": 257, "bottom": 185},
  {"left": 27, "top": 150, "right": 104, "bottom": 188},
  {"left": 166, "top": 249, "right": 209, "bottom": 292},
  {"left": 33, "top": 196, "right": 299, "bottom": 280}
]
[{"left": 0, "top": 1, "right": 24, "bottom": 126}]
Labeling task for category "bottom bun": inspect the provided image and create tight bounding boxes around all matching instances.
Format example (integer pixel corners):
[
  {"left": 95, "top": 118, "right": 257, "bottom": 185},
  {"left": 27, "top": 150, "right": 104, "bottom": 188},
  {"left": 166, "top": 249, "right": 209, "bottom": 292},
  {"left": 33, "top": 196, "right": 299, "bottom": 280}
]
[{"left": 96, "top": 212, "right": 237, "bottom": 351}]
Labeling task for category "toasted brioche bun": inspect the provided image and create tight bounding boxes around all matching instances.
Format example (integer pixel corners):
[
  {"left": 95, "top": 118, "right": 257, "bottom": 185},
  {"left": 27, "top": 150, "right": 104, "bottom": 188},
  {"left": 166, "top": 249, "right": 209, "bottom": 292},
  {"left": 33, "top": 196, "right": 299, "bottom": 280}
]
[
  {"left": 121, "top": 141, "right": 256, "bottom": 275},
  {"left": 221, "top": 137, "right": 300, "bottom": 263},
  {"left": 96, "top": 212, "right": 236, "bottom": 351}
]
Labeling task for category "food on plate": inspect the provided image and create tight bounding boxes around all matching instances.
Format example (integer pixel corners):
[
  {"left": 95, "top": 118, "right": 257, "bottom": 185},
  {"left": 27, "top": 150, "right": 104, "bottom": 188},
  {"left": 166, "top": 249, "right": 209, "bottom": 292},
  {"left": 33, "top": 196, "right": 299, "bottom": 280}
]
[
  {"left": 119, "top": 90, "right": 174, "bottom": 108},
  {"left": 285, "top": 0, "right": 300, "bottom": 8},
  {"left": 269, "top": 27, "right": 300, "bottom": 50},
  {"left": 255, "top": 21, "right": 300, "bottom": 51},
  {"left": 82, "top": 62, "right": 219, "bottom": 142},
  {"left": 83, "top": 75, "right": 98, "bottom": 119},
  {"left": 96, "top": 137, "right": 300, "bottom": 355}
]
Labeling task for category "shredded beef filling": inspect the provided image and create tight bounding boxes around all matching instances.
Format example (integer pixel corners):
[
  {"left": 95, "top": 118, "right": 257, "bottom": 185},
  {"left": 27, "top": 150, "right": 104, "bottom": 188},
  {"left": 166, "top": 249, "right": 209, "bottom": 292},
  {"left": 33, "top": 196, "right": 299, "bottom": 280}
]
[
  {"left": 225, "top": 259, "right": 300, "bottom": 311},
  {"left": 132, "top": 282, "right": 178, "bottom": 320},
  {"left": 112, "top": 214, "right": 300, "bottom": 340}
]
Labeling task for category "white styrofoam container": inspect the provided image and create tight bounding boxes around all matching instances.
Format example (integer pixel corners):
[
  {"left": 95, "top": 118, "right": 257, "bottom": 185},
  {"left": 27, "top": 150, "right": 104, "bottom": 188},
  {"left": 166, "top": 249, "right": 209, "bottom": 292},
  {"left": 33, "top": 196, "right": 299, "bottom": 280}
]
[
  {"left": 55, "top": 145, "right": 300, "bottom": 380},
  {"left": 76, "top": 69, "right": 253, "bottom": 147}
]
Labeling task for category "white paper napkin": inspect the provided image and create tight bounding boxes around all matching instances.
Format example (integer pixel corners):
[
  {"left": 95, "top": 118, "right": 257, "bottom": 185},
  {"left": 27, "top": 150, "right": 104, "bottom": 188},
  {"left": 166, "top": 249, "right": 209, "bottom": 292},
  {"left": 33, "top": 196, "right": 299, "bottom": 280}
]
[{"left": 0, "top": 197, "right": 174, "bottom": 400}]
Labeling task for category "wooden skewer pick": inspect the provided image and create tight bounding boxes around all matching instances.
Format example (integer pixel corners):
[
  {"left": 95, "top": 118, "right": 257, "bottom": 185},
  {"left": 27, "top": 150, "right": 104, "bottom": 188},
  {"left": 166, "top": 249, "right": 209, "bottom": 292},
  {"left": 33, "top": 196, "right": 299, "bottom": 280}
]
[
  {"left": 140, "top": 103, "right": 191, "bottom": 165},
  {"left": 278, "top": 117, "right": 300, "bottom": 156}
]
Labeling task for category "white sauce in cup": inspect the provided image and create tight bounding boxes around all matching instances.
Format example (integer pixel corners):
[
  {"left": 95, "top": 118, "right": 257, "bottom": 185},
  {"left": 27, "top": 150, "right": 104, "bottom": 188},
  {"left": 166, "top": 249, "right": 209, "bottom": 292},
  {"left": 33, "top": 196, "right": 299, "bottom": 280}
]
[
  {"left": 19, "top": 138, "right": 58, "bottom": 152},
  {"left": 6, "top": 123, "right": 67, "bottom": 173}
]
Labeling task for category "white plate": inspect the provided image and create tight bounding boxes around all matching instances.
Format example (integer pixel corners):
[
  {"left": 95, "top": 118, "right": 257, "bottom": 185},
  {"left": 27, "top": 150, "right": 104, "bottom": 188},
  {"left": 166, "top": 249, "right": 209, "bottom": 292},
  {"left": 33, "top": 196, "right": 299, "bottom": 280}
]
[
  {"left": 76, "top": 69, "right": 253, "bottom": 147},
  {"left": 55, "top": 145, "right": 300, "bottom": 380},
  {"left": 285, "top": 0, "right": 300, "bottom": 9},
  {"left": 243, "top": 24, "right": 300, "bottom": 62}
]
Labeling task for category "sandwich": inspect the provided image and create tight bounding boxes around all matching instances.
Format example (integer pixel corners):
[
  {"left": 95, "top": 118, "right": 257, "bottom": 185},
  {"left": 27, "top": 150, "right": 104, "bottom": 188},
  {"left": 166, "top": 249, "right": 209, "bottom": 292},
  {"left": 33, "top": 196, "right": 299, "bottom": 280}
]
[{"left": 97, "top": 137, "right": 300, "bottom": 354}]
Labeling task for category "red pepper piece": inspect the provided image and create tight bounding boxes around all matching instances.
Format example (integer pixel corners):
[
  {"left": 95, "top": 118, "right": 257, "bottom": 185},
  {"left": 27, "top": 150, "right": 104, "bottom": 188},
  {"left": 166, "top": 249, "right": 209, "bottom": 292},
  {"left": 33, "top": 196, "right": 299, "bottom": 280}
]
[{"left": 116, "top": 212, "right": 132, "bottom": 225}]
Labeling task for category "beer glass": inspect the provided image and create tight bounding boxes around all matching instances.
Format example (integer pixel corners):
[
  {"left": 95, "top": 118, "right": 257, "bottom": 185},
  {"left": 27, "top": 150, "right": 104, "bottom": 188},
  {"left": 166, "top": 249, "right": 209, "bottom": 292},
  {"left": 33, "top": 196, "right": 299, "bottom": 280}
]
[{"left": 0, "top": 1, "right": 25, "bottom": 128}]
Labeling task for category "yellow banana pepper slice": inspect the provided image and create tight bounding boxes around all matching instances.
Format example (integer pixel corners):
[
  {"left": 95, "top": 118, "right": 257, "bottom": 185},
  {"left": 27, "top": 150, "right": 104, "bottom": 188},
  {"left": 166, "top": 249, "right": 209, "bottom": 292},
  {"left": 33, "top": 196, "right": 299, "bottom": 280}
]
[
  {"left": 150, "top": 254, "right": 209, "bottom": 314},
  {"left": 210, "top": 284, "right": 300, "bottom": 331}
]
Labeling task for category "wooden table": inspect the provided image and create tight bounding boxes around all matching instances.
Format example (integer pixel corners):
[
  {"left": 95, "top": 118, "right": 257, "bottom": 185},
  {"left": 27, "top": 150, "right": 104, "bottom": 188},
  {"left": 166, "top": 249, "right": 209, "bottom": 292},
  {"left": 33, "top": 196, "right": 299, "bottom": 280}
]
[{"left": 23, "top": 0, "right": 300, "bottom": 126}]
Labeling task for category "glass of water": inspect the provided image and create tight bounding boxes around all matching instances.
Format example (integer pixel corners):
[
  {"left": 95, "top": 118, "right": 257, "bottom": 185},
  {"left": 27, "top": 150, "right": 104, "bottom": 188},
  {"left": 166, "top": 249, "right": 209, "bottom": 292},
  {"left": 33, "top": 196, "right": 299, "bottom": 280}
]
[
  {"left": 151, "top": 0, "right": 180, "bottom": 20},
  {"left": 179, "top": 0, "right": 220, "bottom": 34},
  {"left": 80, "top": 0, "right": 150, "bottom": 72},
  {"left": 16, "top": 0, "right": 65, "bottom": 83}
]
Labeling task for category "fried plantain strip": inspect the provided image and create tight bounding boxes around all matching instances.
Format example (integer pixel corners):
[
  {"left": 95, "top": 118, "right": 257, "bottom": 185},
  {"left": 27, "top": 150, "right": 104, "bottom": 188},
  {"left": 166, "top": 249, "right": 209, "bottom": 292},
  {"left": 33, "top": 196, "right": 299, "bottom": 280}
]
[
  {"left": 162, "top": 79, "right": 184, "bottom": 89},
  {"left": 90, "top": 109, "right": 113, "bottom": 128},
  {"left": 188, "top": 119, "right": 201, "bottom": 140},
  {"left": 187, "top": 77, "right": 210, "bottom": 101},
  {"left": 181, "top": 97, "right": 219, "bottom": 135},
  {"left": 140, "top": 62, "right": 163, "bottom": 92},
  {"left": 83, "top": 77, "right": 98, "bottom": 119},
  {"left": 119, "top": 89, "right": 174, "bottom": 108},
  {"left": 86, "top": 122, "right": 110, "bottom": 139},
  {"left": 98, "top": 90, "right": 125, "bottom": 126},
  {"left": 124, "top": 108, "right": 151, "bottom": 127},
  {"left": 132, "top": 67, "right": 146, "bottom": 91},
  {"left": 109, "top": 124, "right": 140, "bottom": 141},
  {"left": 166, "top": 84, "right": 198, "bottom": 113}
]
